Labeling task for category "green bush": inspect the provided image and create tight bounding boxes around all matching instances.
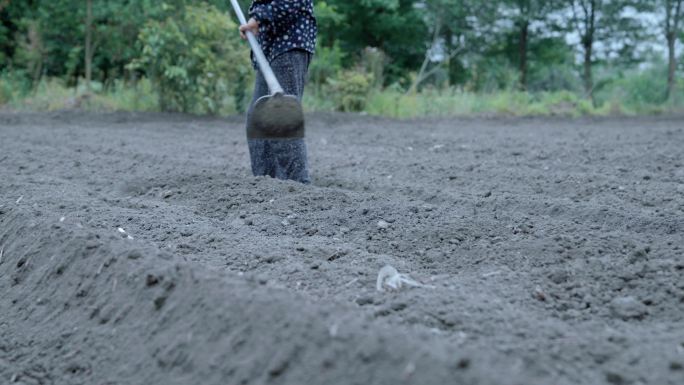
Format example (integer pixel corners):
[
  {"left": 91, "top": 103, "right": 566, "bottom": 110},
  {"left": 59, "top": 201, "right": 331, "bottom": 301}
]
[
  {"left": 92, "top": 78, "right": 159, "bottom": 112},
  {"left": 130, "top": 3, "right": 250, "bottom": 114},
  {"left": 309, "top": 42, "right": 345, "bottom": 92},
  {"left": 0, "top": 71, "right": 32, "bottom": 106},
  {"left": 469, "top": 58, "right": 520, "bottom": 92},
  {"left": 327, "top": 69, "right": 374, "bottom": 112},
  {"left": 360, "top": 47, "right": 387, "bottom": 89},
  {"left": 0, "top": 75, "right": 12, "bottom": 105},
  {"left": 528, "top": 65, "right": 582, "bottom": 93},
  {"left": 0, "top": 82, "right": 9, "bottom": 105},
  {"left": 16, "top": 78, "right": 74, "bottom": 111},
  {"left": 595, "top": 65, "right": 668, "bottom": 113}
]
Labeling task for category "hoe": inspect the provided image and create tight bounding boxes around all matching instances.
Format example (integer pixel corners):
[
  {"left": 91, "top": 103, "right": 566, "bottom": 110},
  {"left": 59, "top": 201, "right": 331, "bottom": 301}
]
[{"left": 230, "top": 0, "right": 305, "bottom": 139}]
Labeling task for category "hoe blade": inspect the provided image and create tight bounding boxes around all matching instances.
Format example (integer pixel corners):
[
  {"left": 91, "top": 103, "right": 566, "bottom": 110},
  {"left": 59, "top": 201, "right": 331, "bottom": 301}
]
[{"left": 247, "top": 94, "right": 305, "bottom": 139}]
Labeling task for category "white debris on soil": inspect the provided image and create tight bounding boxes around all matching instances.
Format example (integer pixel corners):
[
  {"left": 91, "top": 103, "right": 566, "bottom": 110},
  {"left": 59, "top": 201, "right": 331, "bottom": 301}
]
[
  {"left": 533, "top": 285, "right": 547, "bottom": 302},
  {"left": 377, "top": 220, "right": 390, "bottom": 230},
  {"left": 117, "top": 227, "right": 134, "bottom": 240},
  {"left": 403, "top": 361, "right": 416, "bottom": 378},
  {"left": 610, "top": 296, "right": 648, "bottom": 320},
  {"left": 481, "top": 270, "right": 502, "bottom": 278},
  {"left": 328, "top": 323, "right": 339, "bottom": 338},
  {"left": 376, "top": 265, "right": 435, "bottom": 292},
  {"left": 16, "top": 196, "right": 23, "bottom": 204}
]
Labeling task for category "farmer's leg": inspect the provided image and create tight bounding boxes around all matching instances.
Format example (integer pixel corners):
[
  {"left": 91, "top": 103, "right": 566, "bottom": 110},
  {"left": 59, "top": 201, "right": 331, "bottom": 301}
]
[
  {"left": 267, "top": 50, "right": 311, "bottom": 184},
  {"left": 246, "top": 67, "right": 275, "bottom": 177},
  {"left": 271, "top": 49, "right": 310, "bottom": 102},
  {"left": 271, "top": 139, "right": 310, "bottom": 184},
  {"left": 248, "top": 139, "right": 276, "bottom": 178}
]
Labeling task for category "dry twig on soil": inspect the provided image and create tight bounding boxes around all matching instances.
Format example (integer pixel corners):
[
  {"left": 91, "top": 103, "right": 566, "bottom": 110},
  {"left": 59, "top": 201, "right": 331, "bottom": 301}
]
[{"left": 376, "top": 265, "right": 435, "bottom": 292}]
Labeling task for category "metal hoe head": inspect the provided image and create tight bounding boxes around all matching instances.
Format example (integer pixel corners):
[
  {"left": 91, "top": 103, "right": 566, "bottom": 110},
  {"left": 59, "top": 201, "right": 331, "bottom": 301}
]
[{"left": 247, "top": 93, "right": 305, "bottom": 139}]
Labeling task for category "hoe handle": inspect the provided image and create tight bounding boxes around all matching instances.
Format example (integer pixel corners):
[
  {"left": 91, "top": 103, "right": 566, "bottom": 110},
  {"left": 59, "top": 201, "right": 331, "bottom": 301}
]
[{"left": 230, "top": 0, "right": 284, "bottom": 95}]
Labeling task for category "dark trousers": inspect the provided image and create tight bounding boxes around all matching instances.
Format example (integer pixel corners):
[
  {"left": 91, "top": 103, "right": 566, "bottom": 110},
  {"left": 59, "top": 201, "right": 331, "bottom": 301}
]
[{"left": 247, "top": 50, "right": 311, "bottom": 184}]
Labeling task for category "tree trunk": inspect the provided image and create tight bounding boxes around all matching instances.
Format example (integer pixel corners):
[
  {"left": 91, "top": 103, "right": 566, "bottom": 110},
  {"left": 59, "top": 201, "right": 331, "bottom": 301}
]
[
  {"left": 26, "top": 21, "right": 44, "bottom": 87},
  {"left": 582, "top": 0, "right": 596, "bottom": 102},
  {"left": 408, "top": 19, "right": 441, "bottom": 94},
  {"left": 518, "top": 20, "right": 529, "bottom": 91},
  {"left": 666, "top": 0, "right": 682, "bottom": 101},
  {"left": 445, "top": 27, "right": 453, "bottom": 88},
  {"left": 85, "top": 0, "right": 93, "bottom": 93},
  {"left": 667, "top": 32, "right": 676, "bottom": 100},
  {"left": 583, "top": 40, "right": 592, "bottom": 98}
]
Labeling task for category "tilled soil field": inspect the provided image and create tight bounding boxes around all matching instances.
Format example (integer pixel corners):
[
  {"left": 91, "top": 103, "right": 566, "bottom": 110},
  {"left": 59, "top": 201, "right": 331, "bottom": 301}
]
[{"left": 1, "top": 111, "right": 683, "bottom": 385}]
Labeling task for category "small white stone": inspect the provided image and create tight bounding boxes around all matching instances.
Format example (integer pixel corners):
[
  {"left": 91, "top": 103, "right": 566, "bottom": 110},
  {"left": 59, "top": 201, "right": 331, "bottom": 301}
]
[
  {"left": 329, "top": 323, "right": 339, "bottom": 337},
  {"left": 610, "top": 296, "right": 647, "bottom": 320}
]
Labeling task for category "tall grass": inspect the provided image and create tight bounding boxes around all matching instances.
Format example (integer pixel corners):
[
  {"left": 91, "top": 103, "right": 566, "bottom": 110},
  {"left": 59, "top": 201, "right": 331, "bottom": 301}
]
[
  {"left": 365, "top": 89, "right": 602, "bottom": 118},
  {"left": 0, "top": 74, "right": 159, "bottom": 112},
  {"left": 594, "top": 65, "right": 684, "bottom": 114},
  {"left": 310, "top": 89, "right": 607, "bottom": 118},
  {"left": 300, "top": 61, "right": 684, "bottom": 118},
  {"left": 306, "top": 81, "right": 684, "bottom": 119},
  {"left": 2, "top": 67, "right": 683, "bottom": 118}
]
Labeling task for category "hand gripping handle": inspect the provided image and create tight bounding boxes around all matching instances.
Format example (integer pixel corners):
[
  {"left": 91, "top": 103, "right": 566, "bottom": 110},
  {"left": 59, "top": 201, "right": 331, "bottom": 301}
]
[{"left": 230, "top": 0, "right": 284, "bottom": 95}]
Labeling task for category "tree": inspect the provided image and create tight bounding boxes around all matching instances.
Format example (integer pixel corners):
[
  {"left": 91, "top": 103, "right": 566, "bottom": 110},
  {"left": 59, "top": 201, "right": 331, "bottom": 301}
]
[
  {"left": 663, "top": 0, "right": 683, "bottom": 100},
  {"left": 85, "top": 0, "right": 93, "bottom": 92},
  {"left": 408, "top": 0, "right": 499, "bottom": 91},
  {"left": 502, "top": 0, "right": 564, "bottom": 90},
  {"left": 315, "top": 0, "right": 427, "bottom": 84},
  {"left": 568, "top": 0, "right": 599, "bottom": 99},
  {"left": 131, "top": 3, "right": 250, "bottom": 113},
  {"left": 414, "top": 0, "right": 467, "bottom": 90},
  {"left": 567, "top": 0, "right": 652, "bottom": 100},
  {"left": 1, "top": 0, "right": 232, "bottom": 86}
]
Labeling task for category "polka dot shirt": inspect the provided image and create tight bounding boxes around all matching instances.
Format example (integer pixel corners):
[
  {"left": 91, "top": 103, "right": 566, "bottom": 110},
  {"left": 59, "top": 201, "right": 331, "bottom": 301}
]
[{"left": 248, "top": 0, "right": 317, "bottom": 63}]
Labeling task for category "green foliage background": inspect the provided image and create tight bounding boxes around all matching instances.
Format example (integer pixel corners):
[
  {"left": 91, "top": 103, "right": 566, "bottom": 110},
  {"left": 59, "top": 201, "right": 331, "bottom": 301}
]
[
  {"left": 131, "top": 3, "right": 250, "bottom": 114},
  {"left": 0, "top": 0, "right": 683, "bottom": 116}
]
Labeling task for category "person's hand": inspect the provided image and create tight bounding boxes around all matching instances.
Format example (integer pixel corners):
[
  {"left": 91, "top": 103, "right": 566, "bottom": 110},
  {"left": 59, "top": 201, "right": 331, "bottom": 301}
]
[{"left": 239, "top": 18, "right": 259, "bottom": 40}]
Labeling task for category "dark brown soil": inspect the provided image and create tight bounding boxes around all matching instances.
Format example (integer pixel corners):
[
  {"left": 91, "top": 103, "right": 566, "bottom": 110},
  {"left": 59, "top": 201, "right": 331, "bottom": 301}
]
[{"left": 1, "top": 111, "right": 683, "bottom": 385}]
